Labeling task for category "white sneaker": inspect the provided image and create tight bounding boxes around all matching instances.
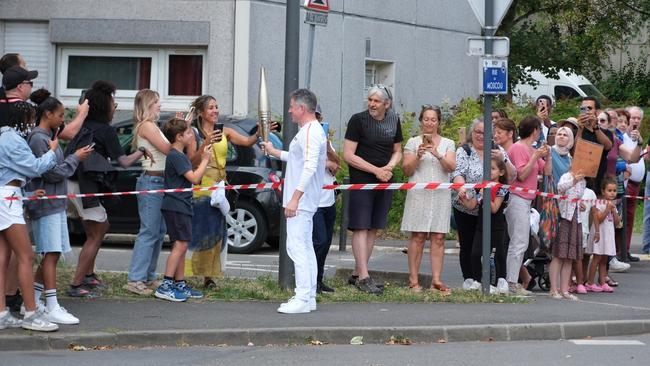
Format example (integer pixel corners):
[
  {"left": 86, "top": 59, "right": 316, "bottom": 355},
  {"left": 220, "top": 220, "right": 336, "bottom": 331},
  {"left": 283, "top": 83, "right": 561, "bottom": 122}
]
[
  {"left": 609, "top": 257, "right": 630, "bottom": 273},
  {"left": 469, "top": 280, "right": 482, "bottom": 291},
  {"left": 497, "top": 278, "right": 509, "bottom": 295},
  {"left": 309, "top": 297, "right": 317, "bottom": 311},
  {"left": 508, "top": 282, "right": 533, "bottom": 296},
  {"left": 0, "top": 308, "right": 23, "bottom": 329},
  {"left": 20, "top": 300, "right": 45, "bottom": 316},
  {"left": 462, "top": 279, "right": 475, "bottom": 290},
  {"left": 489, "top": 285, "right": 498, "bottom": 295},
  {"left": 21, "top": 312, "right": 58, "bottom": 332},
  {"left": 44, "top": 306, "right": 80, "bottom": 325},
  {"left": 277, "top": 297, "right": 310, "bottom": 314}
]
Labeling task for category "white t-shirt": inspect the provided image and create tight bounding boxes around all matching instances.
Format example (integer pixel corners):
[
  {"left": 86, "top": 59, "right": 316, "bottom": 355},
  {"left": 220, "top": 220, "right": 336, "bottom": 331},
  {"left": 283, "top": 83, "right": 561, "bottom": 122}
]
[
  {"left": 623, "top": 133, "right": 644, "bottom": 183},
  {"left": 280, "top": 120, "right": 327, "bottom": 213},
  {"left": 581, "top": 188, "right": 597, "bottom": 247}
]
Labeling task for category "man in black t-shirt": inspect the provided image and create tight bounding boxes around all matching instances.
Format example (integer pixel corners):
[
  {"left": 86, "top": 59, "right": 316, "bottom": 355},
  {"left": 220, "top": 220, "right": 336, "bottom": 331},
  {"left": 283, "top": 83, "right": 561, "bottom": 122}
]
[
  {"left": 343, "top": 85, "right": 402, "bottom": 295},
  {"left": 577, "top": 97, "right": 612, "bottom": 193}
]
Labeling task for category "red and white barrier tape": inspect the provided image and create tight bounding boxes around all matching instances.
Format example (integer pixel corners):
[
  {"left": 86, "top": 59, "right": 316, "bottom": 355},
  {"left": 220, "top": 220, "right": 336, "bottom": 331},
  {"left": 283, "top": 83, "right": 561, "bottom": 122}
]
[{"left": 0, "top": 180, "right": 631, "bottom": 203}]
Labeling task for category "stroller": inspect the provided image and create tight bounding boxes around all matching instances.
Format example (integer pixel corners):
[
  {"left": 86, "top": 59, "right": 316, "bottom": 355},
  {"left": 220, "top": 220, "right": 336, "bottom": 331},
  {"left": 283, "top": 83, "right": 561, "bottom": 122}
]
[{"left": 523, "top": 208, "right": 551, "bottom": 291}]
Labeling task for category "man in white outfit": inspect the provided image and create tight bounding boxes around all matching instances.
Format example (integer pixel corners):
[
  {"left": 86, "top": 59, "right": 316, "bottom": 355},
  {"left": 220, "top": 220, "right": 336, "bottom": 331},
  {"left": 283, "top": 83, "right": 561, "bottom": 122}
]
[{"left": 261, "top": 89, "right": 327, "bottom": 314}]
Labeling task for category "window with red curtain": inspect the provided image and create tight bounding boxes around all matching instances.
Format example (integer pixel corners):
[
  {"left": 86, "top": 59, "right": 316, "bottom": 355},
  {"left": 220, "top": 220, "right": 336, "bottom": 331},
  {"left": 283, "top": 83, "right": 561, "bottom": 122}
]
[{"left": 168, "top": 55, "right": 203, "bottom": 96}]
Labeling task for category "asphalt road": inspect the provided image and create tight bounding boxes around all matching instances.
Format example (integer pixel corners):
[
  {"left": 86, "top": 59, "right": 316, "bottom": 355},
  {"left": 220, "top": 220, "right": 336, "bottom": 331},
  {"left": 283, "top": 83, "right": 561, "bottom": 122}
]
[{"left": 3, "top": 333, "right": 649, "bottom": 366}]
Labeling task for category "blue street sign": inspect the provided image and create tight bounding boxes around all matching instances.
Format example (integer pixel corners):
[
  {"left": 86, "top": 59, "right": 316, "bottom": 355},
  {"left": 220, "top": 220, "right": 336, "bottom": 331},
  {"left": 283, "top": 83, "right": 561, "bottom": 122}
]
[{"left": 481, "top": 58, "right": 508, "bottom": 95}]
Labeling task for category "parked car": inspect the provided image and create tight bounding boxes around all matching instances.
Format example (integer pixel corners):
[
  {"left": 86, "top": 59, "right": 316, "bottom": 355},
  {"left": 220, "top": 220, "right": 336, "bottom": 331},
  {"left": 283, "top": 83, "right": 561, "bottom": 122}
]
[
  {"left": 67, "top": 113, "right": 284, "bottom": 254},
  {"left": 513, "top": 69, "right": 607, "bottom": 105}
]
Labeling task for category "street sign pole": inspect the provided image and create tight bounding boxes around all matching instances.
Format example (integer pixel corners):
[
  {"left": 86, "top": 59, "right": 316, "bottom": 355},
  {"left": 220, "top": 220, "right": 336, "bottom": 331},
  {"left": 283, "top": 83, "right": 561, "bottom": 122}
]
[
  {"left": 481, "top": 0, "right": 495, "bottom": 295},
  {"left": 279, "top": 0, "right": 301, "bottom": 290},
  {"left": 304, "top": 23, "right": 315, "bottom": 89}
]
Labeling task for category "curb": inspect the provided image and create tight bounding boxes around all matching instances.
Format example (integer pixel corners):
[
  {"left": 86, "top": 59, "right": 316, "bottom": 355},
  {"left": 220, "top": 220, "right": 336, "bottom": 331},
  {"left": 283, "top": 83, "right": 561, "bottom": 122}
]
[{"left": 2, "top": 319, "right": 649, "bottom": 351}]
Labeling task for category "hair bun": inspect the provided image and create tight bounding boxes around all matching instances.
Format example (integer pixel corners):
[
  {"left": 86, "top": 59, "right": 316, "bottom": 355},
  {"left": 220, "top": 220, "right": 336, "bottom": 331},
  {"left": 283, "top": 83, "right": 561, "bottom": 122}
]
[{"left": 29, "top": 88, "right": 52, "bottom": 105}]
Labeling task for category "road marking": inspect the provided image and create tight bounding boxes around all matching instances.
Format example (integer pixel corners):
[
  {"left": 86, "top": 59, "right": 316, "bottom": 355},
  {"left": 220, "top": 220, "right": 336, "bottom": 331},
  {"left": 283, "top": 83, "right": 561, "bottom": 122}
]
[
  {"left": 577, "top": 299, "right": 650, "bottom": 312},
  {"left": 570, "top": 340, "right": 645, "bottom": 346},
  {"left": 225, "top": 266, "right": 278, "bottom": 273}
]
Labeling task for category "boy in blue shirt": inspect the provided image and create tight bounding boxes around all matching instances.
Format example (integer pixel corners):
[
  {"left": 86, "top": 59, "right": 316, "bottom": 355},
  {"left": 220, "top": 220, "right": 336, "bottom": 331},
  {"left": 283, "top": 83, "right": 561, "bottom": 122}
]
[{"left": 155, "top": 118, "right": 211, "bottom": 302}]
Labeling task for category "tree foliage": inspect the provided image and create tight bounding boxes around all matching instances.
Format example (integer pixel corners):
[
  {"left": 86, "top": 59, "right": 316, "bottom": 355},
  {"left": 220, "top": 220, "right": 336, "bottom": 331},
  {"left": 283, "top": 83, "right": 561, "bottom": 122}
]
[{"left": 498, "top": 0, "right": 650, "bottom": 87}]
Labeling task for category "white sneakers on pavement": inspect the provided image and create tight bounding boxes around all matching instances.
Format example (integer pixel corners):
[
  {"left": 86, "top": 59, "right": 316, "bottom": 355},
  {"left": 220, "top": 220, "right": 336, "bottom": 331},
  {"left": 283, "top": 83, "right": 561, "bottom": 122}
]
[
  {"left": 20, "top": 300, "right": 45, "bottom": 316},
  {"left": 44, "top": 306, "right": 80, "bottom": 325},
  {"left": 277, "top": 297, "right": 311, "bottom": 314},
  {"left": 496, "top": 278, "right": 509, "bottom": 295},
  {"left": 609, "top": 257, "right": 630, "bottom": 273},
  {"left": 462, "top": 279, "right": 475, "bottom": 290},
  {"left": 0, "top": 308, "right": 22, "bottom": 329},
  {"left": 21, "top": 312, "right": 58, "bottom": 332}
]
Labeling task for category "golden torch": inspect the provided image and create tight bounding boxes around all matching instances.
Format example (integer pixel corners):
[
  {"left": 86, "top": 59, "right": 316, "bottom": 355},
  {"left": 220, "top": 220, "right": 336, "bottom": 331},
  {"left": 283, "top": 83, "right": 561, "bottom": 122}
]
[{"left": 258, "top": 66, "right": 271, "bottom": 142}]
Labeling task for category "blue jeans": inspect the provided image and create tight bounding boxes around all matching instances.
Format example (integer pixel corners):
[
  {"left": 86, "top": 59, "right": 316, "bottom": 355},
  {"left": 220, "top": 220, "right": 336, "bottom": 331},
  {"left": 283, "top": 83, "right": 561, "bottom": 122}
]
[
  {"left": 312, "top": 204, "right": 336, "bottom": 284},
  {"left": 127, "top": 174, "right": 166, "bottom": 282},
  {"left": 643, "top": 173, "right": 650, "bottom": 253}
]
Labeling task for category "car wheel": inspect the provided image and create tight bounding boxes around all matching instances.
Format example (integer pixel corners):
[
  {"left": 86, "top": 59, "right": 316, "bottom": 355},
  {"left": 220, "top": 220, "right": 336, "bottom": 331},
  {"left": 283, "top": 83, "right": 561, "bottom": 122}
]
[{"left": 226, "top": 200, "right": 267, "bottom": 254}]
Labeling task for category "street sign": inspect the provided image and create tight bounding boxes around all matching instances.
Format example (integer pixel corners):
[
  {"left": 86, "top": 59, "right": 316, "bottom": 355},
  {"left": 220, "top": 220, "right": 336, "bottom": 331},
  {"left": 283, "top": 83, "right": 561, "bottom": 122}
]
[
  {"left": 467, "top": 36, "right": 509, "bottom": 56},
  {"left": 305, "top": 10, "right": 328, "bottom": 26},
  {"left": 481, "top": 58, "right": 508, "bottom": 95},
  {"left": 304, "top": 0, "right": 330, "bottom": 12},
  {"left": 467, "top": 0, "right": 513, "bottom": 29}
]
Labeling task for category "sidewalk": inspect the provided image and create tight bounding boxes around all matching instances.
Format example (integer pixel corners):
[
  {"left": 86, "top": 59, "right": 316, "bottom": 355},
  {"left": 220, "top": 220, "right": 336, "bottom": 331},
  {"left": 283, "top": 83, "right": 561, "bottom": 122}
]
[{"left": 2, "top": 260, "right": 649, "bottom": 351}]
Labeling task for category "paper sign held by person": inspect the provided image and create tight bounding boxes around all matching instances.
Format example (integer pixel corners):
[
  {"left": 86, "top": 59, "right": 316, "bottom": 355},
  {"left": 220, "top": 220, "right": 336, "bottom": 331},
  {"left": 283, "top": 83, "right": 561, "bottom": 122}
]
[{"left": 571, "top": 138, "right": 604, "bottom": 177}]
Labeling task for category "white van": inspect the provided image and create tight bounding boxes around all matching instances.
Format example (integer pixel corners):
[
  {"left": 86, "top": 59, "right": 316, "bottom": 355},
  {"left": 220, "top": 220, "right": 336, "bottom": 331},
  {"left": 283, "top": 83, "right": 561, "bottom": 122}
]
[{"left": 513, "top": 69, "right": 606, "bottom": 105}]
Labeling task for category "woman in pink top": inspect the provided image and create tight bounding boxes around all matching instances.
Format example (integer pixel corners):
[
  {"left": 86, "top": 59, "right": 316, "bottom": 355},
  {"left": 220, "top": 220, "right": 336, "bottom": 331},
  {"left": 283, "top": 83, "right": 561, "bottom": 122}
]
[{"left": 505, "top": 116, "right": 552, "bottom": 295}]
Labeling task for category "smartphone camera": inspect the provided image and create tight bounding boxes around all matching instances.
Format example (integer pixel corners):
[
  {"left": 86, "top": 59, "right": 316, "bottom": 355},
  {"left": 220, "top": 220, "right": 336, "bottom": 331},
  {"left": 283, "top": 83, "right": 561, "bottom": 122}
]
[
  {"left": 78, "top": 89, "right": 87, "bottom": 105},
  {"left": 491, "top": 140, "right": 498, "bottom": 149},
  {"left": 579, "top": 106, "right": 589, "bottom": 114}
]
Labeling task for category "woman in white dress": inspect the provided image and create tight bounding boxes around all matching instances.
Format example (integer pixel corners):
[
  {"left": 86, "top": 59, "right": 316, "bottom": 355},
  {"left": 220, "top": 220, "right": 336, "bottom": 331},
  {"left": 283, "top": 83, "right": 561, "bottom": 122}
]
[{"left": 401, "top": 105, "right": 456, "bottom": 293}]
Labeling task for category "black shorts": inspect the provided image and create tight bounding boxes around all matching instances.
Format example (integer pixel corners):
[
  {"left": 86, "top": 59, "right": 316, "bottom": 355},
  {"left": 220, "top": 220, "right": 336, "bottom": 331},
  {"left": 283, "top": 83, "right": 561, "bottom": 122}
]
[
  {"left": 347, "top": 190, "right": 393, "bottom": 230},
  {"left": 162, "top": 210, "right": 192, "bottom": 243}
]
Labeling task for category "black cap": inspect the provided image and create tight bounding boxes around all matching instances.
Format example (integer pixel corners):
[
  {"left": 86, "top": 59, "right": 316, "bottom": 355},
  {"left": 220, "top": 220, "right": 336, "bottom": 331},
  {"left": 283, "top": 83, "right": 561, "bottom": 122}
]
[{"left": 2, "top": 66, "right": 38, "bottom": 90}]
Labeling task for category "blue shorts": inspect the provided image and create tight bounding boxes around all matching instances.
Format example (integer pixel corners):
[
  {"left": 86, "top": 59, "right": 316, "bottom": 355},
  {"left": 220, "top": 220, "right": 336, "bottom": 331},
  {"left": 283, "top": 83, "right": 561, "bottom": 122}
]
[
  {"left": 162, "top": 210, "right": 192, "bottom": 243},
  {"left": 31, "top": 211, "right": 71, "bottom": 254},
  {"left": 347, "top": 190, "right": 393, "bottom": 230}
]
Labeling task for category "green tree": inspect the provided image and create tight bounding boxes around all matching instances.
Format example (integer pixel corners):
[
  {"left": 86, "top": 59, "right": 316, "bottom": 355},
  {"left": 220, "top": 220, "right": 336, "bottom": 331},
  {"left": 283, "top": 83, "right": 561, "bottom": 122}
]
[{"left": 497, "top": 0, "right": 650, "bottom": 88}]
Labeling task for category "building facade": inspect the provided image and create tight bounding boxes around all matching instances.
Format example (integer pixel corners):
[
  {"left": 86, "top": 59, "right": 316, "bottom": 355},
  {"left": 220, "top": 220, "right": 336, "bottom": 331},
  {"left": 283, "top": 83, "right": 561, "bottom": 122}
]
[{"left": 1, "top": 0, "right": 481, "bottom": 143}]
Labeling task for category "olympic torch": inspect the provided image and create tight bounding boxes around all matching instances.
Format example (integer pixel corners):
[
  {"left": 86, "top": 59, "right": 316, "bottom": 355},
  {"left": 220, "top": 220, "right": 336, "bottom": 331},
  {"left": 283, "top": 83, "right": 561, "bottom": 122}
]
[{"left": 258, "top": 66, "right": 271, "bottom": 143}]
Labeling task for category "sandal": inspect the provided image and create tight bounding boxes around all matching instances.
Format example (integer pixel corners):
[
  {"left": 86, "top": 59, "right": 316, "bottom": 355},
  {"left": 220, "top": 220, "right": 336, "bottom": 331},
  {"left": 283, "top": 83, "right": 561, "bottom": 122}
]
[
  {"left": 605, "top": 277, "right": 618, "bottom": 287},
  {"left": 408, "top": 283, "right": 422, "bottom": 293},
  {"left": 431, "top": 282, "right": 452, "bottom": 294},
  {"left": 204, "top": 279, "right": 219, "bottom": 290},
  {"left": 549, "top": 291, "right": 563, "bottom": 300},
  {"left": 561, "top": 292, "right": 579, "bottom": 301}
]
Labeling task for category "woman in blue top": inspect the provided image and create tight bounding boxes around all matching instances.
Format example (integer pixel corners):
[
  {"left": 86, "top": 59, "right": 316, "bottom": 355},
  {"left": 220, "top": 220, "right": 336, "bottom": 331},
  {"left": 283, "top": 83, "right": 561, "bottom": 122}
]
[
  {"left": 551, "top": 126, "right": 574, "bottom": 186},
  {"left": 0, "top": 101, "right": 59, "bottom": 332}
]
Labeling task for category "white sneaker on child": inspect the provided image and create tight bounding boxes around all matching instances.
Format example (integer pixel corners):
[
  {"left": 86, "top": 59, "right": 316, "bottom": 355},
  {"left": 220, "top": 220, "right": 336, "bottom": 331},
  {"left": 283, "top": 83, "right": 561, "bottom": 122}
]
[
  {"left": 20, "top": 300, "right": 45, "bottom": 316},
  {"left": 44, "top": 306, "right": 80, "bottom": 325}
]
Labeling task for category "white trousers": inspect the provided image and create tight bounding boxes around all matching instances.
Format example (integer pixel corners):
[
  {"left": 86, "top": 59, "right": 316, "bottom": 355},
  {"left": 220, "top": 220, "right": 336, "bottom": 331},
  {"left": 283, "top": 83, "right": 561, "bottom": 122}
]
[
  {"left": 505, "top": 194, "right": 532, "bottom": 283},
  {"left": 286, "top": 210, "right": 317, "bottom": 302}
]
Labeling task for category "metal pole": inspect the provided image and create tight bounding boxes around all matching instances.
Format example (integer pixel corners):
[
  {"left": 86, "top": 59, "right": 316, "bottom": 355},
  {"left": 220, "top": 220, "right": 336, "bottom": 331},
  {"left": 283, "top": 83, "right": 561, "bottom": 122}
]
[
  {"left": 338, "top": 177, "right": 350, "bottom": 251},
  {"left": 304, "top": 24, "right": 316, "bottom": 89},
  {"left": 481, "top": 0, "right": 495, "bottom": 295},
  {"left": 279, "top": 0, "right": 301, "bottom": 290}
]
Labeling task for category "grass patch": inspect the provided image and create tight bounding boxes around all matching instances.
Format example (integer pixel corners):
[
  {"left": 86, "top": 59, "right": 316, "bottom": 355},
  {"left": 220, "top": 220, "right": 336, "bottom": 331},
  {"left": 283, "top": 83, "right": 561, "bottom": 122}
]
[{"left": 54, "top": 264, "right": 525, "bottom": 304}]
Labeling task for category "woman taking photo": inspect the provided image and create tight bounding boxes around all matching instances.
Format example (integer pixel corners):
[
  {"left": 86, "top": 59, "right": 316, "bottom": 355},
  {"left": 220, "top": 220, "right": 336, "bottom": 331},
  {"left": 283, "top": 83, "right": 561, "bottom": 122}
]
[
  {"left": 453, "top": 118, "right": 515, "bottom": 290},
  {"left": 125, "top": 89, "right": 169, "bottom": 295},
  {"left": 401, "top": 105, "right": 455, "bottom": 293},
  {"left": 67, "top": 81, "right": 153, "bottom": 297},
  {"left": 186, "top": 95, "right": 277, "bottom": 290},
  {"left": 505, "top": 116, "right": 552, "bottom": 295}
]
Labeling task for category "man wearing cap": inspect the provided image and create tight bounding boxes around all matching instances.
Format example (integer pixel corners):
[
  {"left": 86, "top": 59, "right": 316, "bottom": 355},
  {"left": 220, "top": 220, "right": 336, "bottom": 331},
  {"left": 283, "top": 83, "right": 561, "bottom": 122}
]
[{"left": 0, "top": 66, "right": 37, "bottom": 127}]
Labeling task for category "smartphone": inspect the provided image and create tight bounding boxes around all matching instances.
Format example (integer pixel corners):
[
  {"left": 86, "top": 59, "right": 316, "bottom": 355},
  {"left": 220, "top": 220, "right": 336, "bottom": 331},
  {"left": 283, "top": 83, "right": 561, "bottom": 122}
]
[
  {"left": 213, "top": 123, "right": 224, "bottom": 142},
  {"left": 632, "top": 125, "right": 638, "bottom": 131},
  {"left": 422, "top": 133, "right": 433, "bottom": 145},
  {"left": 78, "top": 89, "right": 86, "bottom": 104},
  {"left": 458, "top": 126, "right": 467, "bottom": 143},
  {"left": 53, "top": 124, "right": 65, "bottom": 139},
  {"left": 579, "top": 106, "right": 589, "bottom": 114},
  {"left": 88, "top": 142, "right": 96, "bottom": 149},
  {"left": 491, "top": 140, "right": 498, "bottom": 149}
]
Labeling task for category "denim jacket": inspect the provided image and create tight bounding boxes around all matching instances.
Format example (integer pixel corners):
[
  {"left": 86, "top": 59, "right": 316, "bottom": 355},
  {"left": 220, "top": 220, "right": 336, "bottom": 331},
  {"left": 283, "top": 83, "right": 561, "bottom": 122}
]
[{"left": 0, "top": 126, "right": 56, "bottom": 187}]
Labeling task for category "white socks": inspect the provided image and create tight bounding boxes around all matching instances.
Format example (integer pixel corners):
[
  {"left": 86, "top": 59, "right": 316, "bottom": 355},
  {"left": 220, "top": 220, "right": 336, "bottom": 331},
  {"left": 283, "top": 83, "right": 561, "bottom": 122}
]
[
  {"left": 44, "top": 289, "right": 59, "bottom": 311},
  {"left": 34, "top": 282, "right": 44, "bottom": 300}
]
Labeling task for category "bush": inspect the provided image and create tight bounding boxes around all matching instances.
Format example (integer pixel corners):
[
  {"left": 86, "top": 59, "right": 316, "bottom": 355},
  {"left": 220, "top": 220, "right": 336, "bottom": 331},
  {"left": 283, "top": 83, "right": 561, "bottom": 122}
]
[{"left": 597, "top": 57, "right": 650, "bottom": 107}]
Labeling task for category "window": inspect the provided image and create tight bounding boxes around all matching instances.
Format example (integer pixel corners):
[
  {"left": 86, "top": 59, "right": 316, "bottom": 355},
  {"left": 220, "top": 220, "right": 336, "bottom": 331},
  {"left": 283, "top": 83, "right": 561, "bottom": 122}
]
[
  {"left": 554, "top": 85, "right": 580, "bottom": 101},
  {"left": 57, "top": 47, "right": 206, "bottom": 109},
  {"left": 364, "top": 60, "right": 395, "bottom": 102}
]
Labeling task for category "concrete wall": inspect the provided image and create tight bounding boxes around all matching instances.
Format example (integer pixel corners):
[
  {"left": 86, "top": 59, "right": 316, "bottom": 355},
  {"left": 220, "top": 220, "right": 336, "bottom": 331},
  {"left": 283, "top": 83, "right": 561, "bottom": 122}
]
[{"left": 247, "top": 0, "right": 481, "bottom": 144}]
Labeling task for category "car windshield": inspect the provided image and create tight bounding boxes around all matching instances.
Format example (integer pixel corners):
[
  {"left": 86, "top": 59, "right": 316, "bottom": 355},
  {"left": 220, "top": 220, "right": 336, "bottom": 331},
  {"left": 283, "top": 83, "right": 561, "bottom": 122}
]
[{"left": 579, "top": 84, "right": 606, "bottom": 100}]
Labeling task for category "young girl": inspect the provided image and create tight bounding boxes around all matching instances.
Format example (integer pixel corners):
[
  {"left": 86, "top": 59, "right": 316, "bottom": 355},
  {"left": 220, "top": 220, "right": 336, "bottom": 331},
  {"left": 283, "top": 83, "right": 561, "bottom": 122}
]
[
  {"left": 0, "top": 101, "right": 58, "bottom": 331},
  {"left": 586, "top": 177, "right": 620, "bottom": 293},
  {"left": 26, "top": 89, "right": 92, "bottom": 324},
  {"left": 459, "top": 156, "right": 509, "bottom": 294},
  {"left": 549, "top": 170, "right": 586, "bottom": 301}
]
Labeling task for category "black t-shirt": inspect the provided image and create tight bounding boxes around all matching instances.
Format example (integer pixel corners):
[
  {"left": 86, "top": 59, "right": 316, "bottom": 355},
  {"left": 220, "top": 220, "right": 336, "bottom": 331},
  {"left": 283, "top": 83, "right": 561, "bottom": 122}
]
[
  {"left": 84, "top": 120, "right": 124, "bottom": 160},
  {"left": 344, "top": 110, "right": 403, "bottom": 183},
  {"left": 477, "top": 188, "right": 509, "bottom": 231},
  {"left": 162, "top": 148, "right": 193, "bottom": 216},
  {"left": 580, "top": 127, "right": 611, "bottom": 191}
]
